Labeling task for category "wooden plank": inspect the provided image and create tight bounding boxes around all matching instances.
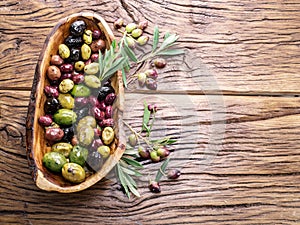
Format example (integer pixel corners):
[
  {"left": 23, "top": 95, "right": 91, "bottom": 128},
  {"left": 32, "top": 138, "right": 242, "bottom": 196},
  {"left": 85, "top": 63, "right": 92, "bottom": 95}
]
[
  {"left": 1, "top": 90, "right": 300, "bottom": 224},
  {"left": 0, "top": 0, "right": 300, "bottom": 94}
]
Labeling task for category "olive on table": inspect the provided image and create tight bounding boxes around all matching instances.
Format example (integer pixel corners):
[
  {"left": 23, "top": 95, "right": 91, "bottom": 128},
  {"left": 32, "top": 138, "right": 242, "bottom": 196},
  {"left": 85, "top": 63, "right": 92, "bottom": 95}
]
[
  {"left": 97, "top": 86, "right": 114, "bottom": 101},
  {"left": 146, "top": 78, "right": 158, "bottom": 90},
  {"left": 77, "top": 125, "right": 95, "bottom": 146},
  {"left": 44, "top": 85, "right": 59, "bottom": 98},
  {"left": 90, "top": 39, "right": 106, "bottom": 53},
  {"left": 83, "top": 30, "right": 93, "bottom": 44},
  {"left": 69, "top": 145, "right": 88, "bottom": 166},
  {"left": 38, "top": 115, "right": 53, "bottom": 127},
  {"left": 74, "top": 61, "right": 85, "bottom": 72},
  {"left": 50, "top": 55, "right": 64, "bottom": 66},
  {"left": 45, "top": 127, "right": 64, "bottom": 142},
  {"left": 84, "top": 62, "right": 99, "bottom": 75},
  {"left": 81, "top": 43, "right": 91, "bottom": 61},
  {"left": 53, "top": 109, "right": 77, "bottom": 126},
  {"left": 59, "top": 78, "right": 74, "bottom": 93},
  {"left": 61, "top": 127, "right": 75, "bottom": 143},
  {"left": 58, "top": 93, "right": 74, "bottom": 109},
  {"left": 84, "top": 75, "right": 101, "bottom": 89},
  {"left": 62, "top": 162, "right": 85, "bottom": 183},
  {"left": 70, "top": 20, "right": 86, "bottom": 37},
  {"left": 65, "top": 35, "right": 83, "bottom": 47},
  {"left": 72, "top": 74, "right": 85, "bottom": 84},
  {"left": 71, "top": 84, "right": 91, "bottom": 97},
  {"left": 58, "top": 44, "right": 70, "bottom": 59},
  {"left": 97, "top": 145, "right": 110, "bottom": 158},
  {"left": 43, "top": 152, "right": 67, "bottom": 173},
  {"left": 44, "top": 97, "right": 60, "bottom": 115},
  {"left": 104, "top": 93, "right": 116, "bottom": 105},
  {"left": 47, "top": 65, "right": 61, "bottom": 81},
  {"left": 60, "top": 64, "right": 73, "bottom": 73},
  {"left": 69, "top": 48, "right": 80, "bottom": 62}
]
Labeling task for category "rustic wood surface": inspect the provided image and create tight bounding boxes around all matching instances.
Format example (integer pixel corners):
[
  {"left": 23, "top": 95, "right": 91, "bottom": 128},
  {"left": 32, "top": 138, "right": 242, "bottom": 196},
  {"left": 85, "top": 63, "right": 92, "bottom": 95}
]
[{"left": 0, "top": 0, "right": 300, "bottom": 224}]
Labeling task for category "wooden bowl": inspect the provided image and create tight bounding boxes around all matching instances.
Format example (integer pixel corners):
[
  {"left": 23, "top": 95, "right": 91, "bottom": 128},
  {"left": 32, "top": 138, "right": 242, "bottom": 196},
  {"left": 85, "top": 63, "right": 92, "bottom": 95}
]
[{"left": 26, "top": 12, "right": 125, "bottom": 193}]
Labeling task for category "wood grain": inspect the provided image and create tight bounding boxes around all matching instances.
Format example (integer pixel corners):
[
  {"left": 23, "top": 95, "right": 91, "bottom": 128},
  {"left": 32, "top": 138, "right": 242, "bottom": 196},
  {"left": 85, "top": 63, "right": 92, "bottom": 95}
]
[{"left": 1, "top": 90, "right": 300, "bottom": 224}]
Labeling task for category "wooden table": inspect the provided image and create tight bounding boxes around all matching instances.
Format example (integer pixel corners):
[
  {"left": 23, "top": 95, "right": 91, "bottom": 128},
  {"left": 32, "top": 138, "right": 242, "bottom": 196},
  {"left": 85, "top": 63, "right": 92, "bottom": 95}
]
[{"left": 1, "top": 0, "right": 299, "bottom": 224}]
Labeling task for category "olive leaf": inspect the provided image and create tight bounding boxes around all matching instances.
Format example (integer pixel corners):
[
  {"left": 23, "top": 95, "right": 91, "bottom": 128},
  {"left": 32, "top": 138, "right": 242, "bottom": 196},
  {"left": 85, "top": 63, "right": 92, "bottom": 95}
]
[
  {"left": 121, "top": 156, "right": 143, "bottom": 168},
  {"left": 123, "top": 37, "right": 138, "bottom": 62},
  {"left": 151, "top": 137, "right": 177, "bottom": 145},
  {"left": 152, "top": 26, "right": 159, "bottom": 52},
  {"left": 155, "top": 157, "right": 170, "bottom": 182},
  {"left": 142, "top": 101, "right": 151, "bottom": 132}
]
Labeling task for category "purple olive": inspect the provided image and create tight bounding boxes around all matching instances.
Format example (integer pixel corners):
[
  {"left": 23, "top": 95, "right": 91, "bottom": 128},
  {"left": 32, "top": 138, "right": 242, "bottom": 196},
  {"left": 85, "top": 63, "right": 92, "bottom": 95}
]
[
  {"left": 105, "top": 105, "right": 113, "bottom": 119},
  {"left": 146, "top": 78, "right": 158, "bottom": 90},
  {"left": 167, "top": 169, "right": 181, "bottom": 179},
  {"left": 138, "top": 146, "right": 150, "bottom": 159},
  {"left": 145, "top": 69, "right": 158, "bottom": 79},
  {"left": 44, "top": 86, "right": 59, "bottom": 98},
  {"left": 113, "top": 18, "right": 124, "bottom": 29},
  {"left": 104, "top": 93, "right": 116, "bottom": 105},
  {"left": 91, "top": 138, "right": 103, "bottom": 151},
  {"left": 88, "top": 95, "right": 98, "bottom": 106},
  {"left": 90, "top": 39, "right": 106, "bottom": 53},
  {"left": 74, "top": 97, "right": 89, "bottom": 108},
  {"left": 92, "top": 107, "right": 105, "bottom": 121},
  {"left": 92, "top": 30, "right": 102, "bottom": 39},
  {"left": 72, "top": 74, "right": 84, "bottom": 84},
  {"left": 99, "top": 119, "right": 114, "bottom": 128},
  {"left": 60, "top": 73, "right": 72, "bottom": 80},
  {"left": 94, "top": 127, "right": 102, "bottom": 137},
  {"left": 138, "top": 20, "right": 148, "bottom": 30},
  {"left": 60, "top": 64, "right": 73, "bottom": 73},
  {"left": 38, "top": 115, "right": 53, "bottom": 127},
  {"left": 45, "top": 127, "right": 64, "bottom": 142},
  {"left": 85, "top": 59, "right": 92, "bottom": 65},
  {"left": 50, "top": 55, "right": 64, "bottom": 66},
  {"left": 98, "top": 100, "right": 106, "bottom": 111},
  {"left": 156, "top": 147, "right": 170, "bottom": 158},
  {"left": 153, "top": 58, "right": 166, "bottom": 68},
  {"left": 147, "top": 104, "right": 158, "bottom": 113},
  {"left": 149, "top": 181, "right": 161, "bottom": 193},
  {"left": 91, "top": 53, "right": 99, "bottom": 62}
]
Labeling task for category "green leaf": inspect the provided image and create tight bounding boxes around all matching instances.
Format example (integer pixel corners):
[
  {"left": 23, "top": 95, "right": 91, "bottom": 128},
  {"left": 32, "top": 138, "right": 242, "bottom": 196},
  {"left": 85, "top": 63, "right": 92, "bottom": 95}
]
[
  {"left": 164, "top": 32, "right": 171, "bottom": 40},
  {"left": 156, "top": 48, "right": 185, "bottom": 56},
  {"left": 121, "top": 157, "right": 143, "bottom": 168},
  {"left": 152, "top": 26, "right": 159, "bottom": 52},
  {"left": 151, "top": 137, "right": 177, "bottom": 145},
  {"left": 155, "top": 158, "right": 170, "bottom": 182},
  {"left": 116, "top": 163, "right": 130, "bottom": 198},
  {"left": 122, "top": 68, "right": 127, "bottom": 88},
  {"left": 98, "top": 50, "right": 104, "bottom": 78},
  {"left": 124, "top": 39, "right": 138, "bottom": 62},
  {"left": 142, "top": 101, "right": 151, "bottom": 132},
  {"left": 123, "top": 172, "right": 141, "bottom": 197},
  {"left": 156, "top": 34, "right": 179, "bottom": 52},
  {"left": 102, "top": 56, "right": 127, "bottom": 80},
  {"left": 124, "top": 147, "right": 138, "bottom": 156},
  {"left": 121, "top": 166, "right": 142, "bottom": 177}
]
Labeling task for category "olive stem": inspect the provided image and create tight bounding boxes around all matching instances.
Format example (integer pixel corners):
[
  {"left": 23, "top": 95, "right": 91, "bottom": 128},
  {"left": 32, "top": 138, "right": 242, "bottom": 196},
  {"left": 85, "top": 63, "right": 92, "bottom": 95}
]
[{"left": 123, "top": 120, "right": 154, "bottom": 151}]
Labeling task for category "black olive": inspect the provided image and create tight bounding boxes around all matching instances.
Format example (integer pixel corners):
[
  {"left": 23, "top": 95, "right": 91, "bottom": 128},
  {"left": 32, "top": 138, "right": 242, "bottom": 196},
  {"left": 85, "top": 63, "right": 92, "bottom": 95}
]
[
  {"left": 70, "top": 20, "right": 86, "bottom": 37},
  {"left": 44, "top": 97, "right": 60, "bottom": 115},
  {"left": 97, "top": 86, "right": 114, "bottom": 101},
  {"left": 61, "top": 127, "right": 75, "bottom": 142},
  {"left": 65, "top": 36, "right": 83, "bottom": 48},
  {"left": 69, "top": 48, "right": 80, "bottom": 62},
  {"left": 86, "top": 150, "right": 104, "bottom": 172},
  {"left": 74, "top": 107, "right": 90, "bottom": 121}
]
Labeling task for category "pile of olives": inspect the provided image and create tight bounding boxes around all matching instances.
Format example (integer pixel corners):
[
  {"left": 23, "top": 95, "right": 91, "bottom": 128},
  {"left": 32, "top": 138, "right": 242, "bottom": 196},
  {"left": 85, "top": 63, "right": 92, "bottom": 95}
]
[{"left": 39, "top": 20, "right": 118, "bottom": 183}]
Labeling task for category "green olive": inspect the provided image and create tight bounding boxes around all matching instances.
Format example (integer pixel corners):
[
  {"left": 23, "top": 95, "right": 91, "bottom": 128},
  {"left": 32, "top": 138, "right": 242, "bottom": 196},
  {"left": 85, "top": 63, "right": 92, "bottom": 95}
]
[
  {"left": 71, "top": 84, "right": 91, "bottom": 97},
  {"left": 81, "top": 43, "right": 91, "bottom": 60},
  {"left": 42, "top": 152, "right": 67, "bottom": 173},
  {"left": 58, "top": 93, "right": 74, "bottom": 109},
  {"left": 84, "top": 62, "right": 99, "bottom": 75},
  {"left": 76, "top": 116, "right": 97, "bottom": 133},
  {"left": 74, "top": 61, "right": 85, "bottom": 71},
  {"left": 97, "top": 145, "right": 110, "bottom": 158},
  {"left": 84, "top": 75, "right": 101, "bottom": 89},
  {"left": 62, "top": 163, "right": 85, "bottom": 183},
  {"left": 59, "top": 78, "right": 74, "bottom": 93},
  {"left": 102, "top": 127, "right": 114, "bottom": 145},
  {"left": 69, "top": 145, "right": 88, "bottom": 166},
  {"left": 77, "top": 125, "right": 94, "bottom": 146},
  {"left": 51, "top": 142, "right": 73, "bottom": 157},
  {"left": 58, "top": 44, "right": 70, "bottom": 59},
  {"left": 83, "top": 30, "right": 93, "bottom": 44}
]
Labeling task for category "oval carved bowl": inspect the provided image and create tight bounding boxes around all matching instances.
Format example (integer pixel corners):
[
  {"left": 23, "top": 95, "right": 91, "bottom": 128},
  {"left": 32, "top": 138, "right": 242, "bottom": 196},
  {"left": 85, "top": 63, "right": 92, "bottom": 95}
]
[{"left": 26, "top": 12, "right": 125, "bottom": 193}]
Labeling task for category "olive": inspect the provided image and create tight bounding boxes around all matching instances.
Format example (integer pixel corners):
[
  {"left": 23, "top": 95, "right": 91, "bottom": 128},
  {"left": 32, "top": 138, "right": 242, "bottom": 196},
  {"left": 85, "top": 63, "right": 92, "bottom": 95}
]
[
  {"left": 60, "top": 73, "right": 72, "bottom": 81},
  {"left": 84, "top": 75, "right": 101, "bottom": 89},
  {"left": 44, "top": 97, "right": 60, "bottom": 115},
  {"left": 69, "top": 48, "right": 81, "bottom": 62},
  {"left": 81, "top": 44, "right": 91, "bottom": 61},
  {"left": 167, "top": 169, "right": 181, "bottom": 179},
  {"left": 148, "top": 103, "right": 158, "bottom": 113},
  {"left": 47, "top": 65, "right": 61, "bottom": 81},
  {"left": 62, "top": 163, "right": 85, "bottom": 183},
  {"left": 74, "top": 61, "right": 85, "bottom": 72},
  {"left": 126, "top": 36, "right": 135, "bottom": 48},
  {"left": 86, "top": 150, "right": 103, "bottom": 172},
  {"left": 113, "top": 18, "right": 124, "bottom": 29},
  {"left": 88, "top": 95, "right": 98, "bottom": 106},
  {"left": 51, "top": 142, "right": 73, "bottom": 157},
  {"left": 60, "top": 64, "right": 73, "bottom": 73},
  {"left": 77, "top": 125, "right": 94, "bottom": 146},
  {"left": 77, "top": 116, "right": 97, "bottom": 131},
  {"left": 156, "top": 147, "right": 170, "bottom": 158},
  {"left": 58, "top": 44, "right": 70, "bottom": 59},
  {"left": 65, "top": 36, "right": 83, "bottom": 48},
  {"left": 71, "top": 135, "right": 79, "bottom": 146},
  {"left": 84, "top": 62, "right": 99, "bottom": 75},
  {"left": 90, "top": 39, "right": 106, "bottom": 53},
  {"left": 125, "top": 23, "right": 137, "bottom": 33},
  {"left": 83, "top": 29, "right": 93, "bottom": 44},
  {"left": 71, "top": 84, "right": 91, "bottom": 97},
  {"left": 53, "top": 109, "right": 77, "bottom": 126},
  {"left": 50, "top": 55, "right": 64, "bottom": 66},
  {"left": 97, "top": 86, "right": 114, "bottom": 101},
  {"left": 72, "top": 74, "right": 85, "bottom": 84},
  {"left": 43, "top": 152, "right": 67, "bottom": 173},
  {"left": 74, "top": 107, "right": 89, "bottom": 121},
  {"left": 74, "top": 97, "right": 89, "bottom": 108},
  {"left": 105, "top": 105, "right": 113, "bottom": 119},
  {"left": 149, "top": 181, "right": 161, "bottom": 193},
  {"left": 59, "top": 78, "right": 74, "bottom": 93},
  {"left": 145, "top": 69, "right": 158, "bottom": 79},
  {"left": 98, "top": 100, "right": 106, "bottom": 111},
  {"left": 91, "top": 53, "right": 99, "bottom": 62},
  {"left": 104, "top": 93, "right": 116, "bottom": 105},
  {"left": 137, "top": 72, "right": 147, "bottom": 87},
  {"left": 97, "top": 145, "right": 110, "bottom": 158},
  {"left": 153, "top": 58, "right": 167, "bottom": 68},
  {"left": 146, "top": 78, "right": 158, "bottom": 90},
  {"left": 44, "top": 86, "right": 59, "bottom": 98},
  {"left": 58, "top": 93, "right": 74, "bottom": 109},
  {"left": 131, "top": 28, "right": 143, "bottom": 38},
  {"left": 91, "top": 138, "right": 103, "bottom": 151},
  {"left": 128, "top": 134, "right": 137, "bottom": 147},
  {"left": 45, "top": 127, "right": 64, "bottom": 142},
  {"left": 138, "top": 20, "right": 148, "bottom": 30},
  {"left": 99, "top": 118, "right": 114, "bottom": 128},
  {"left": 70, "top": 20, "right": 86, "bottom": 37},
  {"left": 137, "top": 35, "right": 149, "bottom": 46},
  {"left": 61, "top": 126, "right": 75, "bottom": 143},
  {"left": 101, "top": 127, "right": 114, "bottom": 145},
  {"left": 38, "top": 115, "right": 53, "bottom": 127},
  {"left": 138, "top": 146, "right": 150, "bottom": 159},
  {"left": 92, "top": 29, "right": 102, "bottom": 39},
  {"left": 69, "top": 145, "right": 88, "bottom": 166},
  {"left": 94, "top": 127, "right": 102, "bottom": 137},
  {"left": 150, "top": 150, "right": 160, "bottom": 162}
]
